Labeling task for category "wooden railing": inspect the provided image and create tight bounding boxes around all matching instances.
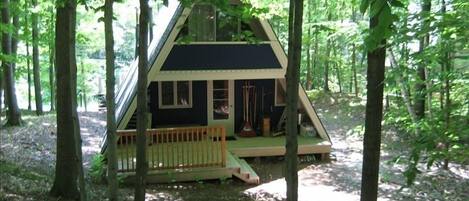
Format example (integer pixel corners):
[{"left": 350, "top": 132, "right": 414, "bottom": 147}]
[{"left": 116, "top": 126, "right": 226, "bottom": 172}]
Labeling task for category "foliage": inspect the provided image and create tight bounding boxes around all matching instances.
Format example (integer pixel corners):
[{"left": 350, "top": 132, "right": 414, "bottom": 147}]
[{"left": 89, "top": 154, "right": 106, "bottom": 183}]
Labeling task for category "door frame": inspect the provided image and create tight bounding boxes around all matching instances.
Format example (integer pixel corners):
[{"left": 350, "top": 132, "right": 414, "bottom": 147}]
[{"left": 207, "top": 80, "right": 234, "bottom": 136}]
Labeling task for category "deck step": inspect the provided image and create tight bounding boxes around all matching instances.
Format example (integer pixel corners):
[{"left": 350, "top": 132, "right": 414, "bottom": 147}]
[{"left": 228, "top": 152, "right": 259, "bottom": 184}]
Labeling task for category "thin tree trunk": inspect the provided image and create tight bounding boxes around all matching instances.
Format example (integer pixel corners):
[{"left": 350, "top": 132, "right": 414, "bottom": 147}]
[
  {"left": 11, "top": 0, "right": 18, "bottom": 73},
  {"left": 135, "top": 0, "right": 149, "bottom": 200},
  {"left": 81, "top": 61, "right": 87, "bottom": 112},
  {"left": 134, "top": 8, "right": 139, "bottom": 59},
  {"left": 50, "top": 0, "right": 80, "bottom": 199},
  {"left": 312, "top": 32, "right": 318, "bottom": 89},
  {"left": 32, "top": 0, "right": 43, "bottom": 115},
  {"left": 360, "top": 11, "right": 386, "bottom": 201},
  {"left": 334, "top": 45, "right": 342, "bottom": 93},
  {"left": 25, "top": 4, "right": 32, "bottom": 111},
  {"left": 285, "top": 0, "right": 304, "bottom": 199},
  {"left": 305, "top": 1, "right": 312, "bottom": 90},
  {"left": 414, "top": 0, "right": 431, "bottom": 120},
  {"left": 49, "top": 10, "right": 55, "bottom": 111},
  {"left": 352, "top": 44, "right": 358, "bottom": 96},
  {"left": 389, "top": 50, "right": 419, "bottom": 126},
  {"left": 149, "top": 6, "right": 153, "bottom": 42},
  {"left": 1, "top": 0, "right": 21, "bottom": 126},
  {"left": 105, "top": 0, "right": 119, "bottom": 199},
  {"left": 323, "top": 0, "right": 331, "bottom": 92},
  {"left": 441, "top": 0, "right": 450, "bottom": 170}
]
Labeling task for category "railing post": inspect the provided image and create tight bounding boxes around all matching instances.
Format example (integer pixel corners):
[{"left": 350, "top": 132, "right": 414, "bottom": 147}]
[{"left": 221, "top": 126, "right": 226, "bottom": 167}]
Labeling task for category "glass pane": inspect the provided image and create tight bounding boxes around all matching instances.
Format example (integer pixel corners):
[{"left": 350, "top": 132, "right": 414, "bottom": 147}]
[
  {"left": 177, "top": 81, "right": 190, "bottom": 106},
  {"left": 213, "top": 100, "right": 229, "bottom": 119},
  {"left": 213, "top": 90, "right": 228, "bottom": 100},
  {"left": 189, "top": 5, "right": 215, "bottom": 41},
  {"left": 213, "top": 80, "right": 228, "bottom": 90},
  {"left": 213, "top": 80, "right": 229, "bottom": 120},
  {"left": 216, "top": 10, "right": 239, "bottom": 41},
  {"left": 276, "top": 80, "right": 285, "bottom": 105},
  {"left": 161, "top": 81, "right": 174, "bottom": 106}
]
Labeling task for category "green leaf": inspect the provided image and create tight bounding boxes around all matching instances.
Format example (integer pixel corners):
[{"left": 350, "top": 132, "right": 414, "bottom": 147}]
[
  {"left": 370, "top": 0, "right": 386, "bottom": 18},
  {"left": 360, "top": 0, "right": 370, "bottom": 14},
  {"left": 389, "top": 0, "right": 405, "bottom": 8}
]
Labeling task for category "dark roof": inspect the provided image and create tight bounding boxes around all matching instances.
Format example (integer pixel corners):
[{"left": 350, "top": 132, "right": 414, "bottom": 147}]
[{"left": 161, "top": 44, "right": 282, "bottom": 70}]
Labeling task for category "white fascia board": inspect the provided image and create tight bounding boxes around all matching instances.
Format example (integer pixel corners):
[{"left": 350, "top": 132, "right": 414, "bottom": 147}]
[{"left": 153, "top": 69, "right": 286, "bottom": 81}]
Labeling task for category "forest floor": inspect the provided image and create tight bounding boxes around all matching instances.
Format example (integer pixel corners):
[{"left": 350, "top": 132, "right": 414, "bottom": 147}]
[
  {"left": 244, "top": 92, "right": 469, "bottom": 201},
  {"left": 1, "top": 93, "right": 468, "bottom": 201}
]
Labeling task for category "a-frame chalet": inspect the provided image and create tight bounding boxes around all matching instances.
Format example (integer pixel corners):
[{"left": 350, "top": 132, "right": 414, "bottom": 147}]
[{"left": 102, "top": 0, "right": 331, "bottom": 184}]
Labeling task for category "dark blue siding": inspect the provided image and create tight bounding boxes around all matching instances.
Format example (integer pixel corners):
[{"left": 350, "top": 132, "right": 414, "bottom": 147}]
[
  {"left": 161, "top": 44, "right": 282, "bottom": 70},
  {"left": 234, "top": 79, "right": 284, "bottom": 134},
  {"left": 148, "top": 81, "right": 207, "bottom": 127}
]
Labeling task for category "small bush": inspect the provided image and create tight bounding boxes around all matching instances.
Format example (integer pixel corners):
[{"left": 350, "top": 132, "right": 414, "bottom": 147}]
[{"left": 89, "top": 154, "right": 106, "bottom": 183}]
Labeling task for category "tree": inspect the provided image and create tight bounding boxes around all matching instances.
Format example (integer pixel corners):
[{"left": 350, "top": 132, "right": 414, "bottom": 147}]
[
  {"left": 1, "top": 0, "right": 22, "bottom": 126},
  {"left": 31, "top": 0, "right": 43, "bottom": 115},
  {"left": 135, "top": 0, "right": 149, "bottom": 200},
  {"left": 285, "top": 0, "right": 304, "bottom": 200},
  {"left": 359, "top": 0, "right": 398, "bottom": 200},
  {"left": 105, "top": 0, "right": 118, "bottom": 199},
  {"left": 48, "top": 9, "right": 55, "bottom": 111},
  {"left": 49, "top": 0, "right": 82, "bottom": 199}
]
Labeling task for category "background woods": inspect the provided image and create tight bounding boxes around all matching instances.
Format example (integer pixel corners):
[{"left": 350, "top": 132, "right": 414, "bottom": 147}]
[{"left": 0, "top": 0, "right": 468, "bottom": 200}]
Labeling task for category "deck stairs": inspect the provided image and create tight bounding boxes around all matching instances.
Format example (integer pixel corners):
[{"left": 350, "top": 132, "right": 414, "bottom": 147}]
[{"left": 227, "top": 151, "right": 260, "bottom": 184}]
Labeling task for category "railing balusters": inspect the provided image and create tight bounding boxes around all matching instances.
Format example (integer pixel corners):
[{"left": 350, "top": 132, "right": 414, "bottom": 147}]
[{"left": 116, "top": 126, "right": 226, "bottom": 172}]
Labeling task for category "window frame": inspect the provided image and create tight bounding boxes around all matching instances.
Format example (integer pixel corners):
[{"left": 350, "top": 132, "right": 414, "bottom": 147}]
[
  {"left": 274, "top": 79, "right": 286, "bottom": 106},
  {"left": 158, "top": 81, "right": 193, "bottom": 109}
]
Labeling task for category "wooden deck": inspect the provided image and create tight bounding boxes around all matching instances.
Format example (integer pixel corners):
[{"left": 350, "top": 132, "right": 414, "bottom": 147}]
[{"left": 227, "top": 135, "right": 331, "bottom": 157}]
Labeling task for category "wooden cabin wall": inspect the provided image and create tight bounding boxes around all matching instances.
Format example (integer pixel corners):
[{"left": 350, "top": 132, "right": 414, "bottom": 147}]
[
  {"left": 234, "top": 79, "right": 284, "bottom": 133},
  {"left": 148, "top": 81, "right": 208, "bottom": 127}
]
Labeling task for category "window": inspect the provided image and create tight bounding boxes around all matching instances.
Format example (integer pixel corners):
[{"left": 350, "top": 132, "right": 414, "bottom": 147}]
[
  {"left": 188, "top": 4, "right": 216, "bottom": 41},
  {"left": 159, "top": 81, "right": 192, "bottom": 108},
  {"left": 275, "top": 79, "right": 286, "bottom": 106},
  {"left": 180, "top": 4, "right": 262, "bottom": 42}
]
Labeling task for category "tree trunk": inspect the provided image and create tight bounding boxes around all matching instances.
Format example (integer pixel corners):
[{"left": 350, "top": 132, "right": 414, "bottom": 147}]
[
  {"left": 134, "top": 8, "right": 139, "bottom": 59},
  {"left": 334, "top": 45, "right": 342, "bottom": 93},
  {"left": 285, "top": 0, "right": 304, "bottom": 200},
  {"left": 105, "top": 0, "right": 119, "bottom": 199},
  {"left": 135, "top": 0, "right": 149, "bottom": 200},
  {"left": 360, "top": 12, "right": 386, "bottom": 201},
  {"left": 11, "top": 0, "right": 18, "bottom": 72},
  {"left": 80, "top": 61, "right": 87, "bottom": 112},
  {"left": 25, "top": 3, "right": 32, "bottom": 111},
  {"left": 323, "top": 0, "right": 331, "bottom": 92},
  {"left": 312, "top": 32, "right": 318, "bottom": 89},
  {"left": 49, "top": 10, "right": 55, "bottom": 111},
  {"left": 32, "top": 0, "right": 43, "bottom": 115},
  {"left": 352, "top": 44, "right": 358, "bottom": 96},
  {"left": 414, "top": 0, "right": 431, "bottom": 120},
  {"left": 49, "top": 0, "right": 81, "bottom": 199},
  {"left": 305, "top": 1, "right": 312, "bottom": 90},
  {"left": 1, "top": 0, "right": 22, "bottom": 126}
]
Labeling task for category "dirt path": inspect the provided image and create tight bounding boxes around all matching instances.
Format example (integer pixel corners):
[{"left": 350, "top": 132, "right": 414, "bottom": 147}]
[{"left": 244, "top": 94, "right": 469, "bottom": 201}]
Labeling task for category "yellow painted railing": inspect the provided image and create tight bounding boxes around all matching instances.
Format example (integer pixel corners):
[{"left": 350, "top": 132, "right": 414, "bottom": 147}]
[{"left": 116, "top": 126, "right": 226, "bottom": 172}]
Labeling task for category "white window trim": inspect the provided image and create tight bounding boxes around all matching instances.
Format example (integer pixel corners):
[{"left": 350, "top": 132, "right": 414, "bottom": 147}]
[
  {"left": 274, "top": 79, "right": 286, "bottom": 106},
  {"left": 158, "top": 81, "right": 193, "bottom": 109}
]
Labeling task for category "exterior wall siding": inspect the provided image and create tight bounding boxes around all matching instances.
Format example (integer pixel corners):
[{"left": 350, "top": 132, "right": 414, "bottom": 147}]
[
  {"left": 234, "top": 79, "right": 284, "bottom": 133},
  {"left": 148, "top": 81, "right": 208, "bottom": 127}
]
